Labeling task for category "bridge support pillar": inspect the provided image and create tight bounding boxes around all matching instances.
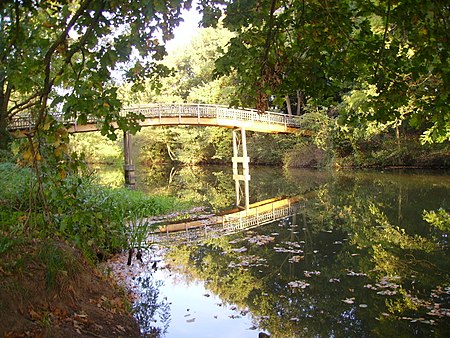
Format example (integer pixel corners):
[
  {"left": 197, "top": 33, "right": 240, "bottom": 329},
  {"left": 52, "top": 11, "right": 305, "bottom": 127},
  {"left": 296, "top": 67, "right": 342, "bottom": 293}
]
[
  {"left": 123, "top": 131, "right": 136, "bottom": 188},
  {"left": 232, "top": 128, "right": 250, "bottom": 210}
]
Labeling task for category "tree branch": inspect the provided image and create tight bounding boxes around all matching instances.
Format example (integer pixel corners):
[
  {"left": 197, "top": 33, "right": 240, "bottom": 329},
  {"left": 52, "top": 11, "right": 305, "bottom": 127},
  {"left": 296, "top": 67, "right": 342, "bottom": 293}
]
[
  {"left": 261, "top": 0, "right": 278, "bottom": 73},
  {"left": 7, "top": 91, "right": 41, "bottom": 118},
  {"left": 373, "top": 0, "right": 391, "bottom": 81},
  {"left": 37, "top": 0, "right": 96, "bottom": 126}
]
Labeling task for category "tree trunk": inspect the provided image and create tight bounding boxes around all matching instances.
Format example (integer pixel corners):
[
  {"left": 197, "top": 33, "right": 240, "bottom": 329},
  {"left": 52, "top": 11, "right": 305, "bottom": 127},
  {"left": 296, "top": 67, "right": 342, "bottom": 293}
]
[
  {"left": 0, "top": 113, "right": 9, "bottom": 150},
  {"left": 285, "top": 95, "right": 292, "bottom": 115},
  {"left": 395, "top": 119, "right": 401, "bottom": 151},
  {"left": 166, "top": 143, "right": 176, "bottom": 161},
  {"left": 296, "top": 90, "right": 304, "bottom": 115},
  {"left": 0, "top": 92, "right": 11, "bottom": 150}
]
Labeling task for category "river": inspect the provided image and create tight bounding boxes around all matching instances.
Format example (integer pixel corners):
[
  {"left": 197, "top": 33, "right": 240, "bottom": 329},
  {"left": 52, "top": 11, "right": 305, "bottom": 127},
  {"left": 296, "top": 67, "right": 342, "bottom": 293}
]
[{"left": 100, "top": 165, "right": 450, "bottom": 337}]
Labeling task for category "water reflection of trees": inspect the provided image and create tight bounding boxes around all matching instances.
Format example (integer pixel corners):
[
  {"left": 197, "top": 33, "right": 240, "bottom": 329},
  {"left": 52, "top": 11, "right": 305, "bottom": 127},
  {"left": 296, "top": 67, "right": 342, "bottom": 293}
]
[
  {"left": 94, "top": 164, "right": 334, "bottom": 212},
  {"left": 135, "top": 165, "right": 332, "bottom": 212},
  {"left": 165, "top": 172, "right": 449, "bottom": 337},
  {"left": 132, "top": 273, "right": 171, "bottom": 337}
]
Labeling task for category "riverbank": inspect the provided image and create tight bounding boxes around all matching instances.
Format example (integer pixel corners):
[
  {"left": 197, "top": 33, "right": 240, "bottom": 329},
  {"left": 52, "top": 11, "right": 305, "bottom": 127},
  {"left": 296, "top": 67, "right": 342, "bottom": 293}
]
[
  {"left": 0, "top": 238, "right": 141, "bottom": 337},
  {"left": 0, "top": 161, "right": 195, "bottom": 337},
  {"left": 70, "top": 127, "right": 450, "bottom": 170}
]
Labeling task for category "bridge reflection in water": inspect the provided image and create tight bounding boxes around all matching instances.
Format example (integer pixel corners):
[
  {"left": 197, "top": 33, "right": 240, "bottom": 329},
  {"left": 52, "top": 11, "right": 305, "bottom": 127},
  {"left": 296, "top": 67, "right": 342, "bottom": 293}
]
[{"left": 149, "top": 195, "right": 303, "bottom": 244}]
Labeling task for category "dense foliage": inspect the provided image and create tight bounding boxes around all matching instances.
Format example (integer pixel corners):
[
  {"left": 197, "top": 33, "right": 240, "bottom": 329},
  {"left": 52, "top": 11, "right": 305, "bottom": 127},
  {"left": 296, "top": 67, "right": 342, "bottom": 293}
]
[
  {"left": 0, "top": 161, "right": 186, "bottom": 261},
  {"left": 0, "top": 0, "right": 192, "bottom": 150},
  {"left": 198, "top": 0, "right": 449, "bottom": 143}
]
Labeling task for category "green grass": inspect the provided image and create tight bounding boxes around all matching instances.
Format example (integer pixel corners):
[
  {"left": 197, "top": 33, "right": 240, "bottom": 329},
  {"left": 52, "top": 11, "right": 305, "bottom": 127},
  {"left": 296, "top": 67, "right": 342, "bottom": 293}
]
[
  {"left": 38, "top": 240, "right": 81, "bottom": 290},
  {"left": 0, "top": 160, "right": 194, "bottom": 263}
]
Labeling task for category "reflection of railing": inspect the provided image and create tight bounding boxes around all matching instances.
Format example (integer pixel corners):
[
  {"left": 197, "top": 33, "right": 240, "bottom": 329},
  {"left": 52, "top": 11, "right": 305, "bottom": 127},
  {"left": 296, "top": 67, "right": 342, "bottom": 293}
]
[
  {"left": 223, "top": 203, "right": 299, "bottom": 233},
  {"left": 8, "top": 103, "right": 301, "bottom": 132},
  {"left": 149, "top": 196, "right": 303, "bottom": 244}
]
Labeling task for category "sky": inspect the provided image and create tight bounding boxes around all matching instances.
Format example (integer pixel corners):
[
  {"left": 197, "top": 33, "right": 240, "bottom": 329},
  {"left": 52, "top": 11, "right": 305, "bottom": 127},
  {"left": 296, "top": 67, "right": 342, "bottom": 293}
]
[{"left": 166, "top": 3, "right": 202, "bottom": 51}]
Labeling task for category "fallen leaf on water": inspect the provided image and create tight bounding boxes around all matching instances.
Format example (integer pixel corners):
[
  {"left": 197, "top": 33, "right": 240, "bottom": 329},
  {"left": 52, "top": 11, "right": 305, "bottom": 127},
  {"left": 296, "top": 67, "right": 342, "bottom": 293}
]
[
  {"left": 304, "top": 270, "right": 321, "bottom": 277},
  {"left": 274, "top": 246, "right": 303, "bottom": 254},
  {"left": 346, "top": 270, "right": 367, "bottom": 277},
  {"left": 364, "top": 284, "right": 377, "bottom": 290},
  {"left": 288, "top": 280, "right": 310, "bottom": 289},
  {"left": 248, "top": 235, "right": 275, "bottom": 246},
  {"left": 289, "top": 255, "right": 304, "bottom": 263},
  {"left": 377, "top": 290, "right": 397, "bottom": 296}
]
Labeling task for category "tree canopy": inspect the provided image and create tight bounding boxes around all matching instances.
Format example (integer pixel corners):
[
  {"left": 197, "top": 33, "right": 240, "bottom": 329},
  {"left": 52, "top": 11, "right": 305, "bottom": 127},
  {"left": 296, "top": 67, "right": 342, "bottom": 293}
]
[
  {"left": 198, "top": 0, "right": 449, "bottom": 143},
  {"left": 119, "top": 25, "right": 235, "bottom": 105},
  {"left": 0, "top": 0, "right": 192, "bottom": 149},
  {"left": 1, "top": 0, "right": 448, "bottom": 151}
]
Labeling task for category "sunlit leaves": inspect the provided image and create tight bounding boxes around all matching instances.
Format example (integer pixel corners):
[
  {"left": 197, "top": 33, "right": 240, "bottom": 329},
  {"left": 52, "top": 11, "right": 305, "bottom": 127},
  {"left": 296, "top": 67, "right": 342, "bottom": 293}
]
[
  {"left": 199, "top": 0, "right": 449, "bottom": 142},
  {"left": 423, "top": 209, "right": 450, "bottom": 232},
  {"left": 1, "top": 0, "right": 192, "bottom": 150}
]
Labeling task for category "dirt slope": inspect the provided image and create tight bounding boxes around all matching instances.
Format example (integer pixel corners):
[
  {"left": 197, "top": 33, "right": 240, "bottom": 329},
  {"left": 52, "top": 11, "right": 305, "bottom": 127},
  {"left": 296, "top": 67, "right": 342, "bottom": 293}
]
[{"left": 0, "top": 239, "right": 141, "bottom": 337}]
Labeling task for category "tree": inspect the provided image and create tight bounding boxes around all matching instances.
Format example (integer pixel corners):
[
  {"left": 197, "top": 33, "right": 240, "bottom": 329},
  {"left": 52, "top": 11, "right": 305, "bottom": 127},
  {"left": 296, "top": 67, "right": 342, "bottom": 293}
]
[
  {"left": 199, "top": 0, "right": 449, "bottom": 142},
  {"left": 119, "top": 25, "right": 236, "bottom": 104},
  {"left": 0, "top": 0, "right": 192, "bottom": 150}
]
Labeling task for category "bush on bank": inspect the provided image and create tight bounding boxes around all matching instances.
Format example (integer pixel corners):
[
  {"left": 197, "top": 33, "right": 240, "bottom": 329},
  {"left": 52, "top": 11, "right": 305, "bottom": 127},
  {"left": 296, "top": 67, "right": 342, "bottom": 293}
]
[{"left": 0, "top": 160, "right": 185, "bottom": 262}]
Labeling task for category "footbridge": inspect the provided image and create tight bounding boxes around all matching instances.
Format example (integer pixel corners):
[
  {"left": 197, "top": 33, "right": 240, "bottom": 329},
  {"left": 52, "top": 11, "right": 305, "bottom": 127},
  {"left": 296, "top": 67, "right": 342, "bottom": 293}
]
[
  {"left": 8, "top": 103, "right": 303, "bottom": 210},
  {"left": 8, "top": 103, "right": 301, "bottom": 135}
]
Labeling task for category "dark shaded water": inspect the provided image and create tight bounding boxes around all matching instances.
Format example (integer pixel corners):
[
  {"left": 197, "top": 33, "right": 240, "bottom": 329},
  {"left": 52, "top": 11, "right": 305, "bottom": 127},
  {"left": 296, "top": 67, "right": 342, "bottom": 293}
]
[{"left": 101, "top": 165, "right": 450, "bottom": 337}]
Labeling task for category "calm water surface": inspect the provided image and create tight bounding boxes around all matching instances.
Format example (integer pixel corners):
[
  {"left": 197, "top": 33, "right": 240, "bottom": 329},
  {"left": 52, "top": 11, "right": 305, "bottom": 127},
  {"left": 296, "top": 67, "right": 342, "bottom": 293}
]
[{"left": 101, "top": 165, "right": 450, "bottom": 337}]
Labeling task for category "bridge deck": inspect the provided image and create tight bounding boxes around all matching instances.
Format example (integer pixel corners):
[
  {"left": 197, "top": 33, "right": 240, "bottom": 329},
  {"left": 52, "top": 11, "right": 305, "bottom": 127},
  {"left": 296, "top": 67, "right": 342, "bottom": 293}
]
[{"left": 8, "top": 104, "right": 301, "bottom": 135}]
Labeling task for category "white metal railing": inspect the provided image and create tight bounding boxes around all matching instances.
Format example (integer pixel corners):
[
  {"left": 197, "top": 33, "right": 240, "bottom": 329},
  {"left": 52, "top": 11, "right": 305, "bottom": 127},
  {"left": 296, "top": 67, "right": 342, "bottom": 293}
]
[{"left": 8, "top": 103, "right": 301, "bottom": 131}]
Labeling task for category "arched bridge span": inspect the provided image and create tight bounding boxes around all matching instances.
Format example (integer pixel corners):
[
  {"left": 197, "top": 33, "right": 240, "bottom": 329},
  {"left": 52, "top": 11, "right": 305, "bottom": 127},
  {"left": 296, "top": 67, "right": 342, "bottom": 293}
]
[{"left": 8, "top": 104, "right": 301, "bottom": 135}]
